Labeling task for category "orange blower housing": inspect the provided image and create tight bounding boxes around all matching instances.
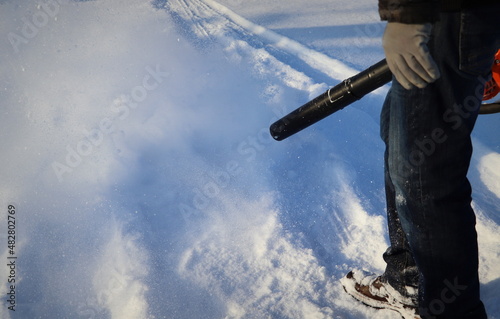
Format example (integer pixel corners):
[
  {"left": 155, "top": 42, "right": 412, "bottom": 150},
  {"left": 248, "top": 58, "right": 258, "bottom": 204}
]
[{"left": 483, "top": 49, "right": 500, "bottom": 101}]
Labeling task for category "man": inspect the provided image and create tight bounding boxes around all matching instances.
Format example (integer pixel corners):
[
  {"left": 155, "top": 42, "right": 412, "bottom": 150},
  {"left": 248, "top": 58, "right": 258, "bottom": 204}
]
[{"left": 341, "top": 0, "right": 500, "bottom": 318}]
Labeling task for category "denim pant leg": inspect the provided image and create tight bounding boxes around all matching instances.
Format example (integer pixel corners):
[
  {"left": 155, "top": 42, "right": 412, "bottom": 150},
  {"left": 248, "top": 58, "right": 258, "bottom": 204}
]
[
  {"left": 380, "top": 90, "right": 419, "bottom": 301},
  {"left": 380, "top": 7, "right": 500, "bottom": 319}
]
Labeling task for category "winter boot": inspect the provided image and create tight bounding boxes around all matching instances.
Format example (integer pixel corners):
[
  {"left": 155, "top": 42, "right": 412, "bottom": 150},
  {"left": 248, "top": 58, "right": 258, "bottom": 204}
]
[{"left": 340, "top": 269, "right": 420, "bottom": 319}]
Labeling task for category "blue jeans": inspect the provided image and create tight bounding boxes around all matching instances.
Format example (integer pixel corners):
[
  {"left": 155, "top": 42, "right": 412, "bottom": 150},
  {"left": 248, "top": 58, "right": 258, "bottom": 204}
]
[{"left": 380, "top": 6, "right": 500, "bottom": 319}]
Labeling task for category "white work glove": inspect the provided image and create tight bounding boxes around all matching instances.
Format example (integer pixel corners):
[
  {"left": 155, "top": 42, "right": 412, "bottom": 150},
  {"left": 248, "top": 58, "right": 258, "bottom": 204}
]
[{"left": 383, "top": 22, "right": 441, "bottom": 90}]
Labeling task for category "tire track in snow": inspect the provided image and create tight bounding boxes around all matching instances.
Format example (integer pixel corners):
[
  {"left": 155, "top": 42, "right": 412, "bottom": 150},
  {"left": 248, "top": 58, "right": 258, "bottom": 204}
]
[
  {"left": 165, "top": 0, "right": 321, "bottom": 97},
  {"left": 173, "top": 0, "right": 213, "bottom": 40},
  {"left": 165, "top": 0, "right": 359, "bottom": 91},
  {"left": 199, "top": 0, "right": 358, "bottom": 80}
]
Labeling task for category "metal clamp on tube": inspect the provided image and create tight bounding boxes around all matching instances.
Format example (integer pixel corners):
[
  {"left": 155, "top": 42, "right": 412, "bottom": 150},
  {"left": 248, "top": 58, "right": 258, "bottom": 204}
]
[{"left": 269, "top": 59, "right": 392, "bottom": 141}]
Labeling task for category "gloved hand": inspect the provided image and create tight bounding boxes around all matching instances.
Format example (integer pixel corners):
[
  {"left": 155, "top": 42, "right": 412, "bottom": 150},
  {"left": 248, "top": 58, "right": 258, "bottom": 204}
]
[{"left": 383, "top": 22, "right": 441, "bottom": 90}]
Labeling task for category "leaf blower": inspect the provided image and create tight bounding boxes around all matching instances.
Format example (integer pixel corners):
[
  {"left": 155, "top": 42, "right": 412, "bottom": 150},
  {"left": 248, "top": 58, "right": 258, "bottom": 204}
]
[{"left": 270, "top": 50, "right": 500, "bottom": 141}]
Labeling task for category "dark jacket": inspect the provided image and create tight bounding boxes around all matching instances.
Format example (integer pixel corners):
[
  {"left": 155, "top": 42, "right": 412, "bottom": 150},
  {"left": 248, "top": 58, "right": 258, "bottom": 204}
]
[{"left": 379, "top": 0, "right": 500, "bottom": 23}]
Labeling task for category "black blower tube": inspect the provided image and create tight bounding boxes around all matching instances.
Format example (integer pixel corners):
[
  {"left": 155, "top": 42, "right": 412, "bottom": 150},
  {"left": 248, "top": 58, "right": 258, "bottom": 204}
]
[{"left": 270, "top": 59, "right": 392, "bottom": 141}]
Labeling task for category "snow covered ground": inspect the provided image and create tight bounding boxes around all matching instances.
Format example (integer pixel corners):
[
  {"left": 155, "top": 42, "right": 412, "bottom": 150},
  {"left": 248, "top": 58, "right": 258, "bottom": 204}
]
[{"left": 0, "top": 0, "right": 498, "bottom": 318}]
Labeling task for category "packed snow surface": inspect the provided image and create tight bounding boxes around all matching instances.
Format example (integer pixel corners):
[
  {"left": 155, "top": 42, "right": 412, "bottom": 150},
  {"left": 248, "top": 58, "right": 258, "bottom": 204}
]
[{"left": 0, "top": 0, "right": 498, "bottom": 318}]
